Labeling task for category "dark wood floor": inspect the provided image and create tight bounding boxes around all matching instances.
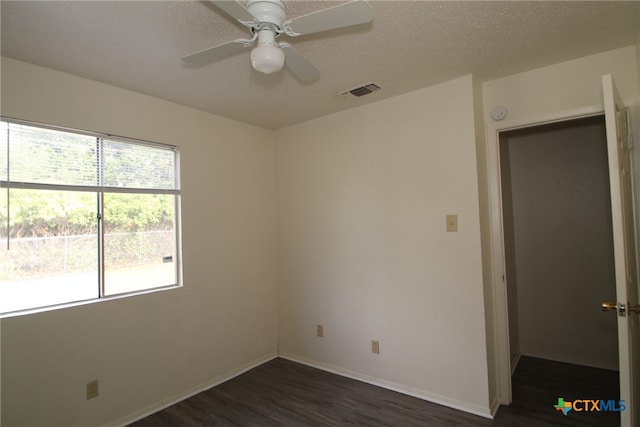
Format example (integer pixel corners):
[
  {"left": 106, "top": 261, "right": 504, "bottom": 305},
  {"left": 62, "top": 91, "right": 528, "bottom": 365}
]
[{"left": 130, "top": 356, "right": 620, "bottom": 426}]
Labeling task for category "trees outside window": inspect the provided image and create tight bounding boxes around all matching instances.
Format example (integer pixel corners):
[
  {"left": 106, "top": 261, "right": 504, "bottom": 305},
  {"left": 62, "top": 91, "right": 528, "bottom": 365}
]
[{"left": 0, "top": 120, "right": 181, "bottom": 315}]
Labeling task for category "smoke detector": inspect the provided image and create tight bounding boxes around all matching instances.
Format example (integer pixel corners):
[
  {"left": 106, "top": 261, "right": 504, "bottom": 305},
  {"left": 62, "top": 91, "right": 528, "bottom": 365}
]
[{"left": 338, "top": 82, "right": 381, "bottom": 97}]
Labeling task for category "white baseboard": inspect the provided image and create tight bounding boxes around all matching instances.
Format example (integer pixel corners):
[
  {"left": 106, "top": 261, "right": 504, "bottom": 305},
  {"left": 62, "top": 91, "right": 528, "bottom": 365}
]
[
  {"left": 110, "top": 352, "right": 495, "bottom": 425},
  {"left": 109, "top": 352, "right": 278, "bottom": 427},
  {"left": 279, "top": 352, "right": 494, "bottom": 420},
  {"left": 489, "top": 394, "right": 502, "bottom": 418}
]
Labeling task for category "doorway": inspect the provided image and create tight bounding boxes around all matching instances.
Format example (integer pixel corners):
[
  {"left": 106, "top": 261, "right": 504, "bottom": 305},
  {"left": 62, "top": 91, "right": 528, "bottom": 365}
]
[{"left": 498, "top": 115, "right": 620, "bottom": 400}]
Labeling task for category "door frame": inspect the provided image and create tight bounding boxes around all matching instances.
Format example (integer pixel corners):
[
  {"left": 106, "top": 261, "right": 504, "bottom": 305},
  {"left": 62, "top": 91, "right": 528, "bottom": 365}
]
[{"left": 485, "top": 105, "right": 606, "bottom": 405}]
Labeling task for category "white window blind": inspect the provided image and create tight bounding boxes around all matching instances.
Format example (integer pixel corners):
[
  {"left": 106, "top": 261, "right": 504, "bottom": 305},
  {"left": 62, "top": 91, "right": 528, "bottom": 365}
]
[{"left": 0, "top": 119, "right": 182, "bottom": 315}]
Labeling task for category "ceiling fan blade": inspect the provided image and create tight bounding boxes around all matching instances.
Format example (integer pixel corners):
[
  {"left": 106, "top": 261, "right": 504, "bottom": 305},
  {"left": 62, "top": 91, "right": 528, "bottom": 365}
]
[
  {"left": 182, "top": 39, "right": 251, "bottom": 65},
  {"left": 283, "top": 0, "right": 373, "bottom": 37},
  {"left": 209, "top": 0, "right": 256, "bottom": 25},
  {"left": 280, "top": 43, "right": 320, "bottom": 83}
]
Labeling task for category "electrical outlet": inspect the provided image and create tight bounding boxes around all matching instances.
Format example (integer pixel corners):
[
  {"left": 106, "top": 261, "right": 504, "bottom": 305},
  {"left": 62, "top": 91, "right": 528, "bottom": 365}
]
[
  {"left": 371, "top": 340, "right": 380, "bottom": 354},
  {"left": 86, "top": 380, "right": 99, "bottom": 400},
  {"left": 316, "top": 324, "right": 324, "bottom": 337}
]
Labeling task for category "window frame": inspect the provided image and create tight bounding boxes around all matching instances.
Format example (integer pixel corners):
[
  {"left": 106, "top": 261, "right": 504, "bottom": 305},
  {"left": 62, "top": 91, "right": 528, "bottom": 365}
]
[{"left": 0, "top": 117, "right": 183, "bottom": 317}]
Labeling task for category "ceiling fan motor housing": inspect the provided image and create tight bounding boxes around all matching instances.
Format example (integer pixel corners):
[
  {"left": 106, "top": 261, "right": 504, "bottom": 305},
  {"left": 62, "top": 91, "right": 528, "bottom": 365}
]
[{"left": 245, "top": 0, "right": 287, "bottom": 28}]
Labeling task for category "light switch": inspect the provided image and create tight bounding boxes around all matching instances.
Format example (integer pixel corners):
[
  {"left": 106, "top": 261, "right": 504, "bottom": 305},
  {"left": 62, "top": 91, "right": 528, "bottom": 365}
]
[{"left": 446, "top": 214, "right": 458, "bottom": 232}]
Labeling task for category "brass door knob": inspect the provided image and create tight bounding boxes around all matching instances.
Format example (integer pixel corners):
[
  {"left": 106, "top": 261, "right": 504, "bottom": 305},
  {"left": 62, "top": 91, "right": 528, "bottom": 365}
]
[
  {"left": 602, "top": 302, "right": 640, "bottom": 316},
  {"left": 602, "top": 301, "right": 626, "bottom": 316}
]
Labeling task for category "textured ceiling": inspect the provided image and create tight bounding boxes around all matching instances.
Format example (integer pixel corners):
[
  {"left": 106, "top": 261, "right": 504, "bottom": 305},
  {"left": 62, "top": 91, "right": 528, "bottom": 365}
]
[{"left": 2, "top": 1, "right": 639, "bottom": 130}]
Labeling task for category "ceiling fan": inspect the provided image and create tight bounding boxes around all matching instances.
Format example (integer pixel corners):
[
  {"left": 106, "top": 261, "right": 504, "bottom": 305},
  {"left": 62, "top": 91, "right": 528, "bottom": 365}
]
[{"left": 182, "top": 0, "right": 374, "bottom": 82}]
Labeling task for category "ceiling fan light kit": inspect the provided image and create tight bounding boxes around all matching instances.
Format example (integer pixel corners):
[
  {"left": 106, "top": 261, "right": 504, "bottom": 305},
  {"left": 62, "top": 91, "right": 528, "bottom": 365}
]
[
  {"left": 246, "top": 1, "right": 286, "bottom": 73},
  {"left": 250, "top": 27, "right": 285, "bottom": 74},
  {"left": 182, "top": 0, "right": 374, "bottom": 82}
]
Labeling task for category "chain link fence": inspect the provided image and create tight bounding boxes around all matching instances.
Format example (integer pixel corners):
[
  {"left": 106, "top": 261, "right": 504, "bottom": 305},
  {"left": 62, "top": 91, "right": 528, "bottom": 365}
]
[{"left": 1, "top": 231, "right": 174, "bottom": 280}]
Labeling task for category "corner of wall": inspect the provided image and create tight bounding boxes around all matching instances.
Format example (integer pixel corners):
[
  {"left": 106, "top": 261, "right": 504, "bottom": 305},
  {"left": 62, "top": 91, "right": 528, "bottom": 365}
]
[
  {"left": 0, "top": 58, "right": 280, "bottom": 427},
  {"left": 471, "top": 75, "right": 498, "bottom": 407}
]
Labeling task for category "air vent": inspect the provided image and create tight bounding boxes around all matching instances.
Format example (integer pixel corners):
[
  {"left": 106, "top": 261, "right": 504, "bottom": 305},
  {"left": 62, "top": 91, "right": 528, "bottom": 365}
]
[{"left": 338, "top": 82, "right": 381, "bottom": 98}]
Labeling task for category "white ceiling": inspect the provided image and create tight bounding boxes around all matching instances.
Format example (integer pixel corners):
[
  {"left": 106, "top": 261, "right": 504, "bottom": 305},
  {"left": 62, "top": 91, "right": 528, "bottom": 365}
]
[{"left": 2, "top": 1, "right": 639, "bottom": 130}]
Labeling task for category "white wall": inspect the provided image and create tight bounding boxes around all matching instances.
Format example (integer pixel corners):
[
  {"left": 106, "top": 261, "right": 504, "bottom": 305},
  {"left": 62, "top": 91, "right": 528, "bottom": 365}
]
[
  {"left": 275, "top": 75, "right": 492, "bottom": 417},
  {"left": 484, "top": 46, "right": 640, "bottom": 233},
  {"left": 0, "top": 58, "right": 278, "bottom": 427},
  {"left": 483, "top": 46, "right": 640, "bottom": 124}
]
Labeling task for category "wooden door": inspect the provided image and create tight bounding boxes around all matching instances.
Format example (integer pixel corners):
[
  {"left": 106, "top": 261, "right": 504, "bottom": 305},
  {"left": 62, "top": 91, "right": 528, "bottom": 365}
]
[{"left": 602, "top": 73, "right": 639, "bottom": 427}]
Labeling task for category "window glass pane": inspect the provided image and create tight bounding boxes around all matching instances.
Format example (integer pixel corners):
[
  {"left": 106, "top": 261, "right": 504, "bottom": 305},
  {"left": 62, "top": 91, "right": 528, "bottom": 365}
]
[
  {"left": 103, "top": 193, "right": 177, "bottom": 296},
  {"left": 1, "top": 119, "right": 181, "bottom": 315},
  {"left": 0, "top": 189, "right": 98, "bottom": 313},
  {"left": 102, "top": 140, "right": 176, "bottom": 190},
  {"left": 5, "top": 123, "right": 97, "bottom": 186}
]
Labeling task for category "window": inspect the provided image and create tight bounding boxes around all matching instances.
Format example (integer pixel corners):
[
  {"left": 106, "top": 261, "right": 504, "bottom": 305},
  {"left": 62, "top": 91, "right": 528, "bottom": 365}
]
[{"left": 0, "top": 119, "right": 181, "bottom": 315}]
